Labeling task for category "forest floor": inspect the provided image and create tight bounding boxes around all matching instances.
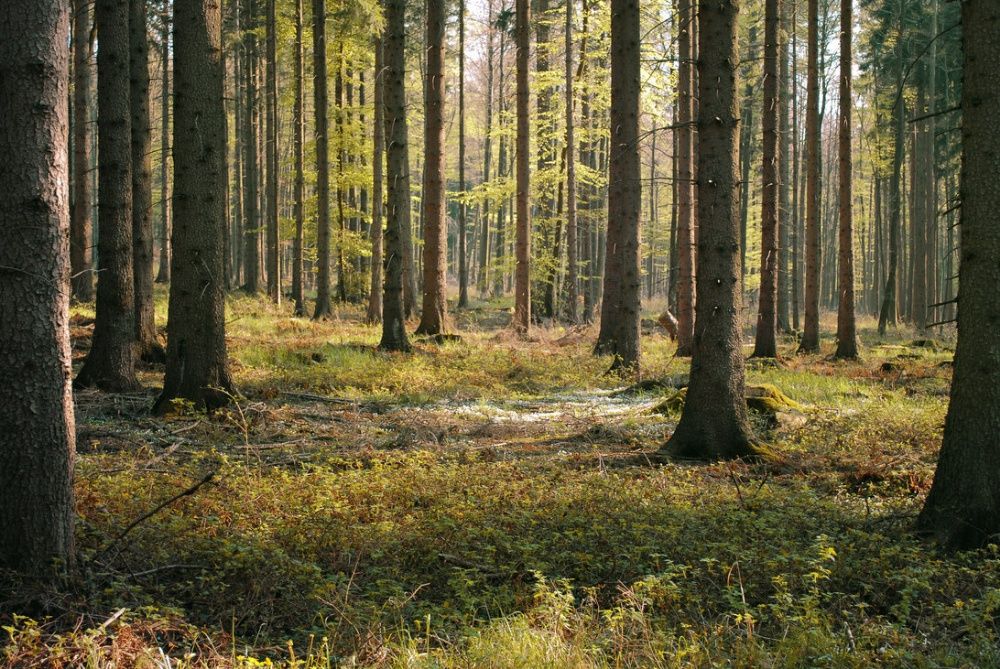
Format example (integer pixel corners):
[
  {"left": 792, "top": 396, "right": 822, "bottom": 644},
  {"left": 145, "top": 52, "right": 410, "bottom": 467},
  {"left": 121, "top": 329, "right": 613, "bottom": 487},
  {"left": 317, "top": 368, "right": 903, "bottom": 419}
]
[{"left": 4, "top": 291, "right": 999, "bottom": 668}]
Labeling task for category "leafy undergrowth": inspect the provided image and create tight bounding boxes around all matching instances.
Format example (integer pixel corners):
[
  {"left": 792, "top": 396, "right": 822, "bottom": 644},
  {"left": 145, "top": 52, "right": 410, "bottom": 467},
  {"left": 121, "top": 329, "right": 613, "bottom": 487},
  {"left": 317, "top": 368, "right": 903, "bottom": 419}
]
[{"left": 5, "top": 296, "right": 997, "bottom": 668}]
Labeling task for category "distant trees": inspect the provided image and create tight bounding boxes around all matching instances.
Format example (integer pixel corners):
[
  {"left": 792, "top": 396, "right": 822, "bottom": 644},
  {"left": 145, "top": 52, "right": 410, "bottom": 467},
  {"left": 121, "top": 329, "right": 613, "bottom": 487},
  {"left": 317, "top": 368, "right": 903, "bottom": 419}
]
[
  {"left": 0, "top": 0, "right": 76, "bottom": 578},
  {"left": 917, "top": 0, "right": 999, "bottom": 549},
  {"left": 662, "top": 0, "right": 759, "bottom": 461},
  {"left": 155, "top": 0, "right": 234, "bottom": 413}
]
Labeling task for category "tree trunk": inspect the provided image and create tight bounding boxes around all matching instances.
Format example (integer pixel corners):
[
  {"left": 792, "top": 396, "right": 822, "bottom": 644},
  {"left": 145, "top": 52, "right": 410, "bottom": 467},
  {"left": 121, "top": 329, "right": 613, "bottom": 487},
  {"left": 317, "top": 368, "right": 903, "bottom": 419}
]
[
  {"left": 564, "top": 0, "right": 578, "bottom": 323},
  {"left": 241, "top": 0, "right": 261, "bottom": 295},
  {"left": 752, "top": 0, "right": 780, "bottom": 359},
  {"left": 776, "top": 0, "right": 791, "bottom": 330},
  {"left": 292, "top": 0, "right": 306, "bottom": 315},
  {"left": 791, "top": 0, "right": 800, "bottom": 330},
  {"left": 379, "top": 0, "right": 412, "bottom": 351},
  {"left": 416, "top": 0, "right": 448, "bottom": 335},
  {"left": 71, "top": 0, "right": 95, "bottom": 302},
  {"left": 265, "top": 0, "right": 280, "bottom": 303},
  {"left": 739, "top": 25, "right": 758, "bottom": 288},
  {"left": 156, "top": 10, "right": 172, "bottom": 284},
  {"left": 312, "top": 0, "right": 332, "bottom": 318},
  {"left": 155, "top": 0, "right": 235, "bottom": 413},
  {"left": 130, "top": 0, "right": 161, "bottom": 362},
  {"left": 367, "top": 35, "right": 384, "bottom": 324},
  {"left": 918, "top": 0, "right": 1000, "bottom": 548},
  {"left": 662, "top": 0, "right": 761, "bottom": 461},
  {"left": 799, "top": 0, "right": 821, "bottom": 352},
  {"left": 76, "top": 0, "right": 141, "bottom": 392},
  {"left": 477, "top": 0, "right": 495, "bottom": 297},
  {"left": 833, "top": 0, "right": 857, "bottom": 359},
  {"left": 513, "top": 0, "right": 531, "bottom": 334},
  {"left": 457, "top": 0, "right": 469, "bottom": 310},
  {"left": 675, "top": 0, "right": 696, "bottom": 356},
  {"left": 0, "top": 0, "right": 76, "bottom": 578},
  {"left": 594, "top": 0, "right": 641, "bottom": 370},
  {"left": 878, "top": 26, "right": 904, "bottom": 336}
]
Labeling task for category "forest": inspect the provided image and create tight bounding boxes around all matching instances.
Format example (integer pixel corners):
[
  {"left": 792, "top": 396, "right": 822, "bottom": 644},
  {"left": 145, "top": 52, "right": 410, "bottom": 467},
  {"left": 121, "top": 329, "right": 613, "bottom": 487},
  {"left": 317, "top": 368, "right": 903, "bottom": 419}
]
[{"left": 1, "top": 0, "right": 998, "bottom": 664}]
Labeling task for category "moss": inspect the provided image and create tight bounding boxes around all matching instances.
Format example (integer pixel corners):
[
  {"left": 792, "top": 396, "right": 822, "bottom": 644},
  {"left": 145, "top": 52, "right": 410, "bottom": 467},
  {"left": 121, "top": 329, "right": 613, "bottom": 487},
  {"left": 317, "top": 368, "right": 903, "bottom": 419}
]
[{"left": 653, "top": 384, "right": 804, "bottom": 419}]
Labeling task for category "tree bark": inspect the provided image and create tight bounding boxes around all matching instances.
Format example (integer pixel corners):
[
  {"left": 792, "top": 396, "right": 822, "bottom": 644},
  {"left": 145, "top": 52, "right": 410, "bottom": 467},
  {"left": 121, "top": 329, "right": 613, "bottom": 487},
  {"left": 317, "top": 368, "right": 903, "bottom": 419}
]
[
  {"left": 753, "top": 0, "right": 781, "bottom": 359},
  {"left": 379, "top": 0, "right": 412, "bottom": 351},
  {"left": 799, "top": 0, "right": 821, "bottom": 352},
  {"left": 918, "top": 0, "right": 1000, "bottom": 548},
  {"left": 76, "top": 0, "right": 141, "bottom": 392},
  {"left": 155, "top": 8, "right": 171, "bottom": 284},
  {"left": 71, "top": 0, "right": 95, "bottom": 302},
  {"left": 564, "top": 0, "right": 578, "bottom": 323},
  {"left": 878, "top": 24, "right": 904, "bottom": 336},
  {"left": 675, "top": 0, "right": 696, "bottom": 356},
  {"left": 0, "top": 0, "right": 76, "bottom": 578},
  {"left": 366, "top": 35, "right": 384, "bottom": 324},
  {"left": 513, "top": 0, "right": 531, "bottom": 334},
  {"left": 833, "top": 0, "right": 857, "bottom": 358},
  {"left": 415, "top": 0, "right": 448, "bottom": 335},
  {"left": 312, "top": 0, "right": 332, "bottom": 318},
  {"left": 265, "top": 0, "right": 280, "bottom": 303},
  {"left": 661, "top": 0, "right": 761, "bottom": 461},
  {"left": 457, "top": 0, "right": 469, "bottom": 309},
  {"left": 594, "top": 0, "right": 641, "bottom": 370},
  {"left": 292, "top": 0, "right": 306, "bottom": 315},
  {"left": 155, "top": 0, "right": 234, "bottom": 413}
]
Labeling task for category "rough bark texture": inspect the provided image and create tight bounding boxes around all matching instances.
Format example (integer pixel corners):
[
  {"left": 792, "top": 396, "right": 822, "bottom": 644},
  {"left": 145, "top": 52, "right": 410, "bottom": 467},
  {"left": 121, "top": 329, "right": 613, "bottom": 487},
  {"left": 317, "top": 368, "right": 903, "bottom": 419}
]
[
  {"left": 917, "top": 0, "right": 1000, "bottom": 550},
  {"left": 799, "top": 0, "right": 820, "bottom": 352},
  {"left": 675, "top": 0, "right": 696, "bottom": 356},
  {"left": 76, "top": 0, "right": 141, "bottom": 392},
  {"left": 71, "top": 0, "right": 95, "bottom": 302},
  {"left": 241, "top": 0, "right": 261, "bottom": 295},
  {"left": 0, "top": 0, "right": 76, "bottom": 577},
  {"left": 564, "top": 0, "right": 578, "bottom": 323},
  {"left": 292, "top": 0, "right": 305, "bottom": 315},
  {"left": 595, "top": 0, "right": 641, "bottom": 370},
  {"left": 513, "top": 0, "right": 531, "bottom": 334},
  {"left": 155, "top": 0, "right": 234, "bottom": 414},
  {"left": 753, "top": 0, "right": 780, "bottom": 358},
  {"left": 130, "top": 0, "right": 161, "bottom": 361},
  {"left": 156, "top": 14, "right": 171, "bottom": 284},
  {"left": 367, "top": 36, "right": 385, "bottom": 324},
  {"left": 312, "top": 0, "right": 332, "bottom": 319},
  {"left": 415, "top": 0, "right": 448, "bottom": 335},
  {"left": 833, "top": 0, "right": 857, "bottom": 359},
  {"left": 457, "top": 0, "right": 469, "bottom": 310},
  {"left": 379, "top": 0, "right": 411, "bottom": 351},
  {"left": 265, "top": 0, "right": 280, "bottom": 303},
  {"left": 662, "top": 0, "right": 760, "bottom": 461}
]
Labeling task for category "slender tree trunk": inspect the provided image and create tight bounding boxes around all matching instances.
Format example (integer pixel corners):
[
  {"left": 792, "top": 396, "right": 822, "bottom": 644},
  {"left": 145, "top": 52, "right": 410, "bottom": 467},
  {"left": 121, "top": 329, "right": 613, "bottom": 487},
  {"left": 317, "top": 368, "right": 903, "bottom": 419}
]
[
  {"left": 156, "top": 10, "right": 172, "bottom": 284},
  {"left": 791, "top": 0, "right": 800, "bottom": 330},
  {"left": 739, "top": 25, "right": 758, "bottom": 287},
  {"left": 878, "top": 24, "right": 904, "bottom": 336},
  {"left": 367, "top": 35, "right": 385, "bottom": 324},
  {"left": 265, "top": 0, "right": 280, "bottom": 302},
  {"left": 675, "top": 0, "right": 696, "bottom": 356},
  {"left": 777, "top": 0, "right": 791, "bottom": 330},
  {"left": 513, "top": 0, "right": 531, "bottom": 334},
  {"left": 379, "top": 0, "right": 412, "bottom": 351},
  {"left": 76, "top": 0, "right": 141, "bottom": 392},
  {"left": 799, "top": 0, "right": 821, "bottom": 352},
  {"left": 918, "top": 0, "right": 1000, "bottom": 548},
  {"left": 241, "top": 0, "right": 261, "bottom": 294},
  {"left": 292, "top": 0, "right": 306, "bottom": 315},
  {"left": 833, "top": 0, "right": 857, "bottom": 358},
  {"left": 594, "top": 0, "right": 641, "bottom": 370},
  {"left": 130, "top": 0, "right": 161, "bottom": 362},
  {"left": 312, "top": 0, "right": 332, "bottom": 318},
  {"left": 72, "top": 0, "right": 95, "bottom": 301},
  {"left": 416, "top": 0, "right": 448, "bottom": 335},
  {"left": 753, "top": 0, "right": 780, "bottom": 358},
  {"left": 564, "top": 0, "right": 579, "bottom": 323},
  {"left": 155, "top": 0, "right": 235, "bottom": 413},
  {"left": 0, "top": 0, "right": 76, "bottom": 578},
  {"left": 662, "top": 0, "right": 761, "bottom": 461},
  {"left": 457, "top": 0, "right": 469, "bottom": 309},
  {"left": 477, "top": 0, "right": 495, "bottom": 297}
]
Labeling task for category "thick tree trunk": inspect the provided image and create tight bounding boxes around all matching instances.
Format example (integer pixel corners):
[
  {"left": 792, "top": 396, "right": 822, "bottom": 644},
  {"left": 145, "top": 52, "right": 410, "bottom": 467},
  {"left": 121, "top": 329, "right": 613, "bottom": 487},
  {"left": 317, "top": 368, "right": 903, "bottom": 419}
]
[
  {"left": 265, "top": 0, "right": 280, "bottom": 303},
  {"left": 367, "top": 35, "right": 384, "bottom": 324},
  {"left": 130, "top": 0, "right": 161, "bottom": 362},
  {"left": 753, "top": 0, "right": 780, "bottom": 359},
  {"left": 594, "top": 0, "right": 641, "bottom": 370},
  {"left": 312, "top": 0, "right": 332, "bottom": 318},
  {"left": 379, "top": 0, "right": 412, "bottom": 351},
  {"left": 155, "top": 0, "right": 234, "bottom": 413},
  {"left": 76, "top": 0, "right": 141, "bottom": 392},
  {"left": 918, "top": 0, "right": 1000, "bottom": 548},
  {"left": 833, "top": 0, "right": 857, "bottom": 359},
  {"left": 156, "top": 12, "right": 172, "bottom": 284},
  {"left": 0, "top": 0, "right": 76, "bottom": 578},
  {"left": 416, "top": 0, "right": 448, "bottom": 335},
  {"left": 292, "top": 0, "right": 306, "bottom": 315},
  {"left": 662, "top": 0, "right": 761, "bottom": 461},
  {"left": 71, "top": 0, "right": 95, "bottom": 302},
  {"left": 513, "top": 0, "right": 531, "bottom": 334},
  {"left": 799, "top": 0, "right": 821, "bottom": 352},
  {"left": 675, "top": 0, "right": 696, "bottom": 356}
]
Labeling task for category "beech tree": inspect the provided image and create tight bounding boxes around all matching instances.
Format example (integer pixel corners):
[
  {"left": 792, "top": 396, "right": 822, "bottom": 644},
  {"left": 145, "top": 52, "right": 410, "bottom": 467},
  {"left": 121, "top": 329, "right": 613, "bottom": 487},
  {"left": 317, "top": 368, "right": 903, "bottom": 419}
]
[
  {"left": 917, "top": 0, "right": 999, "bottom": 549},
  {"left": 155, "top": 0, "right": 234, "bottom": 413},
  {"left": 0, "top": 0, "right": 76, "bottom": 578}
]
